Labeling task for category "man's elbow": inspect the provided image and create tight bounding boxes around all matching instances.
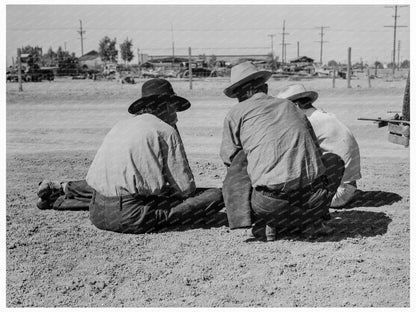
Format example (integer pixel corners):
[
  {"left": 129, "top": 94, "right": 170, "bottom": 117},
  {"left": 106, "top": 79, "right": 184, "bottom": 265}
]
[{"left": 180, "top": 181, "right": 196, "bottom": 198}]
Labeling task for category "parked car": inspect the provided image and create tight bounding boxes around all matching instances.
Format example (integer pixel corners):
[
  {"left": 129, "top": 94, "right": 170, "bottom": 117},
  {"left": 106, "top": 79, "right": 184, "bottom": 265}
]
[
  {"left": 24, "top": 64, "right": 43, "bottom": 82},
  {"left": 141, "top": 70, "right": 160, "bottom": 78},
  {"left": 6, "top": 71, "right": 19, "bottom": 82},
  {"left": 39, "top": 68, "right": 55, "bottom": 81},
  {"left": 179, "top": 67, "right": 216, "bottom": 78},
  {"left": 160, "top": 70, "right": 178, "bottom": 78}
]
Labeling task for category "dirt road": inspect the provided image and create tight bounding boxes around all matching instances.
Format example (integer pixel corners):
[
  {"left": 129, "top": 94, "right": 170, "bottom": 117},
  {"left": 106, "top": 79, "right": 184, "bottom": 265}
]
[{"left": 6, "top": 77, "right": 410, "bottom": 307}]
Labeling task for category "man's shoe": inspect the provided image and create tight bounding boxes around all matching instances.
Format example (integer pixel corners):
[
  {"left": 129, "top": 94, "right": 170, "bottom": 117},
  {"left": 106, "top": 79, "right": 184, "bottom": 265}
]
[
  {"left": 37, "top": 180, "right": 63, "bottom": 199},
  {"left": 265, "top": 224, "right": 277, "bottom": 241},
  {"left": 248, "top": 222, "right": 266, "bottom": 240},
  {"left": 37, "top": 180, "right": 63, "bottom": 209},
  {"left": 37, "top": 198, "right": 52, "bottom": 210}
]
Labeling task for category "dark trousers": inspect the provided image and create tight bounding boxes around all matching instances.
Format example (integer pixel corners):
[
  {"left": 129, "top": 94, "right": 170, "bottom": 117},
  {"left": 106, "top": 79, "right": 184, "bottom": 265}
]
[
  {"left": 54, "top": 180, "right": 224, "bottom": 234},
  {"left": 251, "top": 176, "right": 331, "bottom": 233},
  {"left": 223, "top": 150, "right": 344, "bottom": 231}
]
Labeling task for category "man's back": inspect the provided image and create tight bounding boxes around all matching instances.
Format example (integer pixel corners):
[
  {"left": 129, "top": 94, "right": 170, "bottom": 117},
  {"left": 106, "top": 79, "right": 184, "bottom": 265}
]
[
  {"left": 308, "top": 109, "right": 361, "bottom": 183},
  {"left": 220, "top": 92, "right": 325, "bottom": 191},
  {"left": 86, "top": 113, "right": 195, "bottom": 197}
]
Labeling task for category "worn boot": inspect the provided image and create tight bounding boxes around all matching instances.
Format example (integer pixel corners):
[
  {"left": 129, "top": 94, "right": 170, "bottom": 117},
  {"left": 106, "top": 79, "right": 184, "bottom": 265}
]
[{"left": 36, "top": 180, "right": 64, "bottom": 209}]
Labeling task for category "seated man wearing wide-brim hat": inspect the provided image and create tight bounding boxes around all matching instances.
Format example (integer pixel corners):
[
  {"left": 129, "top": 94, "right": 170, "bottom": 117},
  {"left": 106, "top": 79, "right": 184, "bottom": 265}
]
[
  {"left": 277, "top": 84, "right": 361, "bottom": 208},
  {"left": 220, "top": 62, "right": 344, "bottom": 240},
  {"left": 37, "top": 78, "right": 224, "bottom": 234}
]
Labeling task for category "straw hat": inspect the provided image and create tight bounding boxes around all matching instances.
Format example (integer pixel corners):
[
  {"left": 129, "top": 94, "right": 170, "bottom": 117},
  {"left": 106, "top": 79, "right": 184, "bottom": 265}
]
[
  {"left": 223, "top": 61, "right": 272, "bottom": 98},
  {"left": 128, "top": 78, "right": 190, "bottom": 114},
  {"left": 276, "top": 84, "right": 318, "bottom": 105}
]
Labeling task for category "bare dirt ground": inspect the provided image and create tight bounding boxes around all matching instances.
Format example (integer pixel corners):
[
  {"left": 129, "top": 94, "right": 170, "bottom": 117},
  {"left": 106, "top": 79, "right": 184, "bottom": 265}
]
[{"left": 6, "top": 73, "right": 410, "bottom": 307}]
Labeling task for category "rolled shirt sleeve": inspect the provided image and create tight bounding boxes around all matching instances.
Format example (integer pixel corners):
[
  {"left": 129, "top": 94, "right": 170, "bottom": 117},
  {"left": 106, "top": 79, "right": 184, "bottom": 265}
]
[
  {"left": 163, "top": 129, "right": 196, "bottom": 198},
  {"left": 220, "top": 115, "right": 242, "bottom": 167}
]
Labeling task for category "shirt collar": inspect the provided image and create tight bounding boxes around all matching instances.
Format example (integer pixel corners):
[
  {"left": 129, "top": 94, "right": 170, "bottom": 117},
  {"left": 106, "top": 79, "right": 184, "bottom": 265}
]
[{"left": 250, "top": 92, "right": 268, "bottom": 100}]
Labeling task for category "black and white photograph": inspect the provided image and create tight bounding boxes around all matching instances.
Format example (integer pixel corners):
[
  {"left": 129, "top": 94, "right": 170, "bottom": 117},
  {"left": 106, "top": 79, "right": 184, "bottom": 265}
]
[{"left": 3, "top": 2, "right": 412, "bottom": 308}]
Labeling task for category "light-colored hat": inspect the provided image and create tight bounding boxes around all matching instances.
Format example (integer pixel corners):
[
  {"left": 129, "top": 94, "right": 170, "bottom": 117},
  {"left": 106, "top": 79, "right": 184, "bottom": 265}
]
[
  {"left": 223, "top": 61, "right": 272, "bottom": 98},
  {"left": 276, "top": 84, "right": 318, "bottom": 105}
]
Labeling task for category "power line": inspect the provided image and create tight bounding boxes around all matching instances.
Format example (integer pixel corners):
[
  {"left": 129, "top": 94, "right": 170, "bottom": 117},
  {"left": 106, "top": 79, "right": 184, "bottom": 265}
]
[
  {"left": 384, "top": 5, "right": 407, "bottom": 75},
  {"left": 143, "top": 46, "right": 270, "bottom": 51},
  {"left": 8, "top": 26, "right": 405, "bottom": 33},
  {"left": 315, "top": 26, "right": 329, "bottom": 64}
]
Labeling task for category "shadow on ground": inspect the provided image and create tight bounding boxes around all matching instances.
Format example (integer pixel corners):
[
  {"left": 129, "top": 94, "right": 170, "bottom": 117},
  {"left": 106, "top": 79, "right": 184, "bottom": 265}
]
[
  {"left": 166, "top": 211, "right": 229, "bottom": 232},
  {"left": 245, "top": 210, "right": 392, "bottom": 243},
  {"left": 341, "top": 190, "right": 402, "bottom": 208}
]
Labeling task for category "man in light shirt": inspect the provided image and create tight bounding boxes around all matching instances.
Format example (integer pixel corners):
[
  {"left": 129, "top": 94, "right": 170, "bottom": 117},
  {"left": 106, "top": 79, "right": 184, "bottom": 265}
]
[
  {"left": 277, "top": 84, "right": 361, "bottom": 208},
  {"left": 220, "top": 62, "right": 343, "bottom": 241},
  {"left": 37, "top": 79, "right": 224, "bottom": 234}
]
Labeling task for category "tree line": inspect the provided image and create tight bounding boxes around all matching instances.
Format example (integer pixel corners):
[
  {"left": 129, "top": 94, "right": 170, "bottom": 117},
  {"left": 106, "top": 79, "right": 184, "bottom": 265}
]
[{"left": 17, "top": 36, "right": 410, "bottom": 71}]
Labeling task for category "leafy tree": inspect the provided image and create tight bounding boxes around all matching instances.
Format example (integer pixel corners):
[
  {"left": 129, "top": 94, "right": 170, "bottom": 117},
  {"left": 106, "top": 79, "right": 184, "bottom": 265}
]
[
  {"left": 328, "top": 60, "right": 338, "bottom": 67},
  {"left": 120, "top": 38, "right": 134, "bottom": 64},
  {"left": 400, "top": 59, "right": 410, "bottom": 69},
  {"left": 56, "top": 46, "right": 66, "bottom": 61},
  {"left": 57, "top": 55, "right": 79, "bottom": 76},
  {"left": 40, "top": 47, "right": 57, "bottom": 66},
  {"left": 208, "top": 54, "right": 217, "bottom": 67},
  {"left": 21, "top": 45, "right": 42, "bottom": 66},
  {"left": 46, "top": 47, "right": 56, "bottom": 60},
  {"left": 99, "top": 36, "right": 118, "bottom": 63},
  {"left": 266, "top": 52, "right": 278, "bottom": 70},
  {"left": 374, "top": 61, "right": 383, "bottom": 76}
]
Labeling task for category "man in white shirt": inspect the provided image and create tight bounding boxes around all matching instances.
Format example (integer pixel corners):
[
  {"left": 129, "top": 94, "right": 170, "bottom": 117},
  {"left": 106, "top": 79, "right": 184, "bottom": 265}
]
[
  {"left": 37, "top": 79, "right": 224, "bottom": 234},
  {"left": 277, "top": 84, "right": 361, "bottom": 207}
]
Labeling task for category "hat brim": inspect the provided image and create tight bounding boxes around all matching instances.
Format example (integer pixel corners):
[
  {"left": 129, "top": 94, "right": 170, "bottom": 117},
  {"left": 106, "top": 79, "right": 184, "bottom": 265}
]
[
  {"left": 287, "top": 91, "right": 318, "bottom": 104},
  {"left": 128, "top": 94, "right": 191, "bottom": 115},
  {"left": 223, "top": 71, "right": 272, "bottom": 98}
]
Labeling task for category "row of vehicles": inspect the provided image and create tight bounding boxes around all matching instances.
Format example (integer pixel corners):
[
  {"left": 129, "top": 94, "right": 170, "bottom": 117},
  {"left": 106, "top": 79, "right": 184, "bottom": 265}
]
[
  {"left": 6, "top": 64, "right": 54, "bottom": 82},
  {"left": 141, "top": 67, "right": 226, "bottom": 79}
]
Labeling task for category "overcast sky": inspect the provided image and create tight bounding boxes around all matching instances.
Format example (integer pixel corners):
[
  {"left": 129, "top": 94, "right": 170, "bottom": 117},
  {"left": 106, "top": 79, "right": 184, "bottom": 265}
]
[{"left": 5, "top": 4, "right": 410, "bottom": 66}]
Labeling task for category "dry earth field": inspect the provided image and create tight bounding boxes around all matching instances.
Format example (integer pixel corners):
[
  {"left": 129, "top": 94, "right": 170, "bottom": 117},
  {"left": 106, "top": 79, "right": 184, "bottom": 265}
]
[{"left": 6, "top": 73, "right": 410, "bottom": 307}]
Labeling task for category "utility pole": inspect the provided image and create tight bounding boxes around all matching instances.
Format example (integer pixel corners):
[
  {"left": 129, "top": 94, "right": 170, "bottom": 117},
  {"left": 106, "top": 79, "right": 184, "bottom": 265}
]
[
  {"left": 78, "top": 19, "right": 86, "bottom": 56},
  {"left": 384, "top": 5, "right": 407, "bottom": 76},
  {"left": 188, "top": 47, "right": 192, "bottom": 90},
  {"left": 64, "top": 42, "right": 67, "bottom": 52},
  {"left": 283, "top": 42, "right": 291, "bottom": 63},
  {"left": 347, "top": 47, "right": 352, "bottom": 88},
  {"left": 280, "top": 20, "right": 289, "bottom": 65},
  {"left": 397, "top": 40, "right": 401, "bottom": 70},
  {"left": 17, "top": 48, "right": 23, "bottom": 92},
  {"left": 297, "top": 41, "right": 299, "bottom": 58},
  {"left": 268, "top": 34, "right": 276, "bottom": 71},
  {"left": 171, "top": 23, "right": 175, "bottom": 68},
  {"left": 315, "top": 26, "right": 329, "bottom": 65}
]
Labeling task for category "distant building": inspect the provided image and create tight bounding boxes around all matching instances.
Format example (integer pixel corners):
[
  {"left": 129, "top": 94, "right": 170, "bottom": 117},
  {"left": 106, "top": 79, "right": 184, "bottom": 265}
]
[
  {"left": 147, "top": 56, "right": 189, "bottom": 70},
  {"left": 78, "top": 50, "right": 104, "bottom": 69},
  {"left": 19, "top": 53, "right": 32, "bottom": 63},
  {"left": 149, "top": 54, "right": 269, "bottom": 68},
  {"left": 289, "top": 56, "right": 314, "bottom": 64}
]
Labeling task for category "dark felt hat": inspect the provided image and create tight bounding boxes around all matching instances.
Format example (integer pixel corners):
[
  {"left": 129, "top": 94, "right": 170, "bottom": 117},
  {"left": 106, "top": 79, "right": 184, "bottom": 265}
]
[{"left": 128, "top": 78, "right": 191, "bottom": 114}]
